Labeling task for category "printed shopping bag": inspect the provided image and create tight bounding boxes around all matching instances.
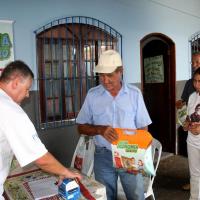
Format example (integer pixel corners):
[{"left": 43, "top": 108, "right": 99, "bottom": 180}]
[{"left": 111, "top": 128, "right": 155, "bottom": 176}]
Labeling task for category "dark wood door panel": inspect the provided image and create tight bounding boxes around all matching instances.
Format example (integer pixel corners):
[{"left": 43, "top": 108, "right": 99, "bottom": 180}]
[{"left": 141, "top": 36, "right": 175, "bottom": 153}]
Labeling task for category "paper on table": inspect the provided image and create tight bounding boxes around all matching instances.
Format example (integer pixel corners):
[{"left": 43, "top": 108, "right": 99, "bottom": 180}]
[{"left": 27, "top": 176, "right": 58, "bottom": 200}]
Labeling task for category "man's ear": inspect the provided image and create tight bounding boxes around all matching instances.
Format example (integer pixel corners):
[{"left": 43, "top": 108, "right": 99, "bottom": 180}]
[
  {"left": 119, "top": 67, "right": 123, "bottom": 74},
  {"left": 11, "top": 77, "right": 20, "bottom": 90}
]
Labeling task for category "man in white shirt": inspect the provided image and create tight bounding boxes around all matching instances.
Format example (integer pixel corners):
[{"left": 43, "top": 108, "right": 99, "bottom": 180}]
[{"left": 0, "top": 60, "right": 81, "bottom": 199}]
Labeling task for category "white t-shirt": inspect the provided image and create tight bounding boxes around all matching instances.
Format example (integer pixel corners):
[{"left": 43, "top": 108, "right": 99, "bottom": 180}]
[
  {"left": 0, "top": 89, "right": 48, "bottom": 198},
  {"left": 187, "top": 91, "right": 200, "bottom": 148}
]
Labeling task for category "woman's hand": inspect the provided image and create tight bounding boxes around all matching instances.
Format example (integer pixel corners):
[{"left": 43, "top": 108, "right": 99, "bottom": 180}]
[
  {"left": 188, "top": 122, "right": 200, "bottom": 135},
  {"left": 183, "top": 118, "right": 191, "bottom": 131},
  {"left": 176, "top": 100, "right": 185, "bottom": 109}
]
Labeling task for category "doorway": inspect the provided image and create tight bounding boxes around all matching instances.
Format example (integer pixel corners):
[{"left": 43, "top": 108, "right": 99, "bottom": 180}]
[{"left": 140, "top": 33, "right": 176, "bottom": 153}]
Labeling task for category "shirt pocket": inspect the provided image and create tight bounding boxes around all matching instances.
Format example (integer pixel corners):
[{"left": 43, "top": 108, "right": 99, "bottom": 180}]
[
  {"left": 92, "top": 107, "right": 110, "bottom": 124},
  {"left": 115, "top": 105, "right": 135, "bottom": 128}
]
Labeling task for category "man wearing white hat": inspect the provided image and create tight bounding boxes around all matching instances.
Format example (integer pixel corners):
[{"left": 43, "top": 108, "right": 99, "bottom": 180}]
[{"left": 76, "top": 50, "right": 152, "bottom": 200}]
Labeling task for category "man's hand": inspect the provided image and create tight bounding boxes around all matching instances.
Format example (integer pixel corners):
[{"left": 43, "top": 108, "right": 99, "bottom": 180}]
[
  {"left": 58, "top": 170, "right": 82, "bottom": 185},
  {"left": 35, "top": 152, "right": 82, "bottom": 182},
  {"left": 77, "top": 124, "right": 118, "bottom": 143},
  {"left": 97, "top": 126, "right": 118, "bottom": 143}
]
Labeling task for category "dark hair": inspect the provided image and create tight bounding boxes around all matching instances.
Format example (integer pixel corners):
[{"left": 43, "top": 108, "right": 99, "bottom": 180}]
[
  {"left": 196, "top": 103, "right": 200, "bottom": 109},
  {"left": 193, "top": 67, "right": 200, "bottom": 77},
  {"left": 0, "top": 60, "right": 34, "bottom": 82},
  {"left": 192, "top": 52, "right": 200, "bottom": 56}
]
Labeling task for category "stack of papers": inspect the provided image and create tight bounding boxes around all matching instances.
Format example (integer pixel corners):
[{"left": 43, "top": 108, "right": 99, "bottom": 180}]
[{"left": 27, "top": 176, "right": 58, "bottom": 200}]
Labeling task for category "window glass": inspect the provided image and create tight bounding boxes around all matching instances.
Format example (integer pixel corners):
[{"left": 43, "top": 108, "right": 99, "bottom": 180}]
[{"left": 35, "top": 17, "right": 122, "bottom": 129}]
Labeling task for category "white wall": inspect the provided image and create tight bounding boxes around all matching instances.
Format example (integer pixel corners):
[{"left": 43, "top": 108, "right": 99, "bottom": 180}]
[{"left": 1, "top": 0, "right": 200, "bottom": 86}]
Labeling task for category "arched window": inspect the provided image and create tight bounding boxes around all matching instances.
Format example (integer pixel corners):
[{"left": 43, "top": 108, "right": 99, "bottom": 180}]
[{"left": 35, "top": 16, "right": 122, "bottom": 129}]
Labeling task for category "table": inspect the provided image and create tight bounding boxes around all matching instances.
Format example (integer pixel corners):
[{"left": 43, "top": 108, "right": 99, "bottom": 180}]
[{"left": 4, "top": 159, "right": 106, "bottom": 200}]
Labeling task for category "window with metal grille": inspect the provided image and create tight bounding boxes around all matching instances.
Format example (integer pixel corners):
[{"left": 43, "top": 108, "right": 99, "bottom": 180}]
[
  {"left": 190, "top": 32, "right": 200, "bottom": 54},
  {"left": 35, "top": 16, "right": 122, "bottom": 130},
  {"left": 190, "top": 31, "right": 200, "bottom": 77}
]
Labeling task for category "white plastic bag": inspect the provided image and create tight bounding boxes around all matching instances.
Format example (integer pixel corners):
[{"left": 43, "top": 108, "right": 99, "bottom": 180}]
[{"left": 73, "top": 136, "right": 95, "bottom": 176}]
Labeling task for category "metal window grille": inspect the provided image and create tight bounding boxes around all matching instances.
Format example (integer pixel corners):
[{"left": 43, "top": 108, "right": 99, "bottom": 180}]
[
  {"left": 35, "top": 16, "right": 122, "bottom": 130},
  {"left": 190, "top": 31, "right": 200, "bottom": 54},
  {"left": 189, "top": 31, "right": 200, "bottom": 77}
]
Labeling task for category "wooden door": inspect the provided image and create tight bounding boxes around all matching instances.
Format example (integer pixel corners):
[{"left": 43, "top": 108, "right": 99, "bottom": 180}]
[{"left": 141, "top": 34, "right": 176, "bottom": 153}]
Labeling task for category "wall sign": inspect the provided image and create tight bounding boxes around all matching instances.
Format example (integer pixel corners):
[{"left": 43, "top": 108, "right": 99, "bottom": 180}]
[
  {"left": 0, "top": 20, "right": 14, "bottom": 75},
  {"left": 144, "top": 55, "right": 164, "bottom": 83}
]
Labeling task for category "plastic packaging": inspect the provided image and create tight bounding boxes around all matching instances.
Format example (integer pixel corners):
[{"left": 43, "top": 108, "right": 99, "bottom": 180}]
[{"left": 111, "top": 128, "right": 155, "bottom": 176}]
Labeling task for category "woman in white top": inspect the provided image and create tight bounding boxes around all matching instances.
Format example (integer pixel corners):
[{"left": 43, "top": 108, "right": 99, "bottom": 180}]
[{"left": 183, "top": 67, "right": 200, "bottom": 200}]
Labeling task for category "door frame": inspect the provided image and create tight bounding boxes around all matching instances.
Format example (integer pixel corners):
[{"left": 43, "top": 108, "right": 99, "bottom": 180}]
[{"left": 140, "top": 32, "right": 176, "bottom": 153}]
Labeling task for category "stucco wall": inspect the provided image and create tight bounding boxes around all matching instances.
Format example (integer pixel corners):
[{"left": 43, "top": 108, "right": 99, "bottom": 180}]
[
  {"left": 1, "top": 0, "right": 197, "bottom": 163},
  {"left": 1, "top": 0, "right": 200, "bottom": 84}
]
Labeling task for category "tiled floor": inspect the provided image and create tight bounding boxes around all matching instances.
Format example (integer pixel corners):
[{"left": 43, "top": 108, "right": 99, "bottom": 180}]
[{"left": 148, "top": 154, "right": 190, "bottom": 200}]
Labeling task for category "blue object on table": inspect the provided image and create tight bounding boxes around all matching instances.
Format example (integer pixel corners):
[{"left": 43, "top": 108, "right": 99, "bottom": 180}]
[{"left": 58, "top": 178, "right": 80, "bottom": 200}]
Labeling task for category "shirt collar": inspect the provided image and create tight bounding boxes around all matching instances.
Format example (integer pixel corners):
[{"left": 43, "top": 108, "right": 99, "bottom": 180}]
[
  {"left": 0, "top": 88, "right": 12, "bottom": 99},
  {"left": 99, "top": 81, "right": 128, "bottom": 96},
  {"left": 121, "top": 81, "right": 129, "bottom": 94}
]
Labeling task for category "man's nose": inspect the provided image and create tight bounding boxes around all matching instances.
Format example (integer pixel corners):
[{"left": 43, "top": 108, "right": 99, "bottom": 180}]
[
  {"left": 101, "top": 75, "right": 110, "bottom": 82},
  {"left": 103, "top": 75, "right": 110, "bottom": 83}
]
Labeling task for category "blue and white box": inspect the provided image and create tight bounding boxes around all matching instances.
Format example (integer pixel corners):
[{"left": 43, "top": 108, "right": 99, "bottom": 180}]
[{"left": 58, "top": 178, "right": 80, "bottom": 200}]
